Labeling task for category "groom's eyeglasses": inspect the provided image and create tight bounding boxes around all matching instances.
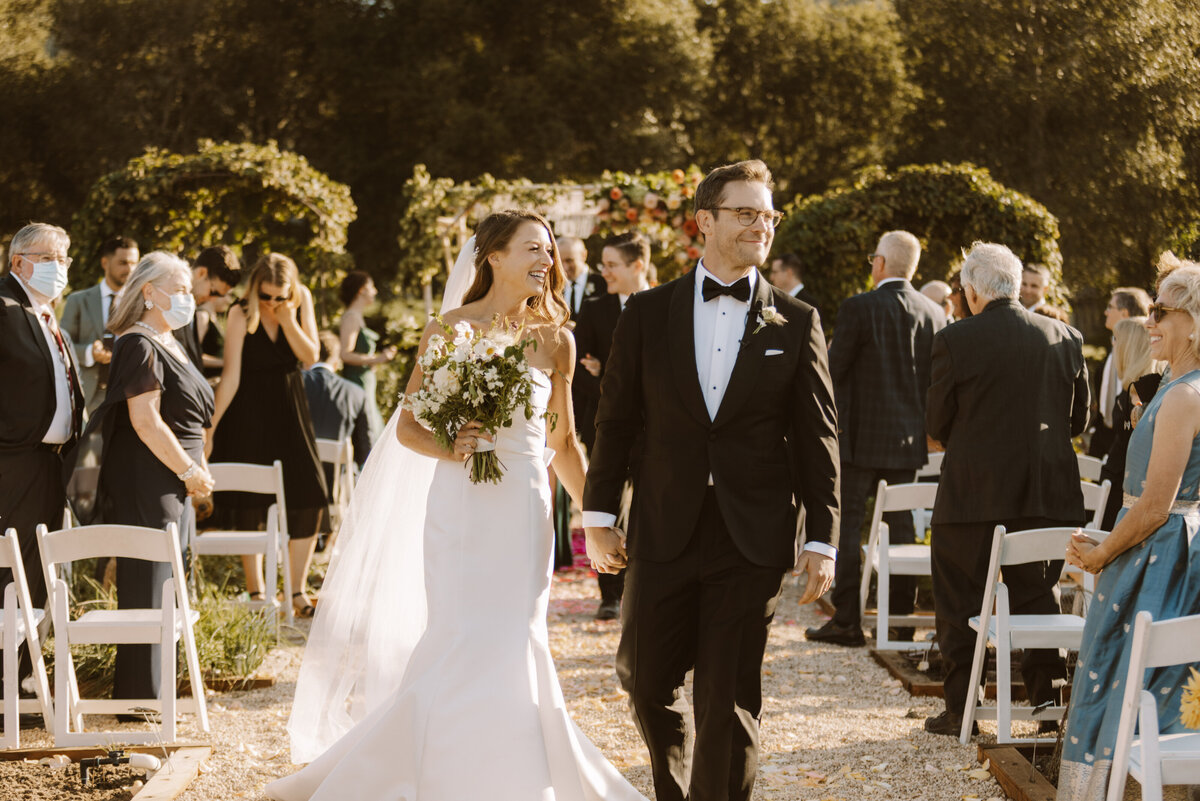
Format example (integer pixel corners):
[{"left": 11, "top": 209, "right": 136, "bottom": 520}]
[
  {"left": 1148, "top": 302, "right": 1185, "bottom": 323},
  {"left": 708, "top": 207, "right": 785, "bottom": 229}
]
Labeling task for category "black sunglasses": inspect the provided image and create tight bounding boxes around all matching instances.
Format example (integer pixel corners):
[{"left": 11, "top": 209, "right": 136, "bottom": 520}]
[{"left": 258, "top": 291, "right": 290, "bottom": 303}]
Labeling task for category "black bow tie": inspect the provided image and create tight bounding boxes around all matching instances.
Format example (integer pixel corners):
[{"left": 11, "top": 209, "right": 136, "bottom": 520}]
[{"left": 702, "top": 276, "right": 751, "bottom": 303}]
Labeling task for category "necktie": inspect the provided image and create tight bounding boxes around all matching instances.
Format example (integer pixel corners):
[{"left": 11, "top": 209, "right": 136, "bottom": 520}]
[
  {"left": 42, "top": 312, "right": 79, "bottom": 434},
  {"left": 106, "top": 291, "right": 117, "bottom": 322},
  {"left": 702, "top": 276, "right": 751, "bottom": 303},
  {"left": 565, "top": 281, "right": 575, "bottom": 314}
]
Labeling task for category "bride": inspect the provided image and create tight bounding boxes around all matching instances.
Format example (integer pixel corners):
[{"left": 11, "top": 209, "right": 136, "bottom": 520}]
[{"left": 267, "top": 210, "right": 645, "bottom": 800}]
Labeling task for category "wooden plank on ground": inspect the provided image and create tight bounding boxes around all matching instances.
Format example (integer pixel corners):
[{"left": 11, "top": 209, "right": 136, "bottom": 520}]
[
  {"left": 978, "top": 744, "right": 1056, "bottom": 801},
  {"left": 0, "top": 743, "right": 207, "bottom": 761},
  {"left": 133, "top": 745, "right": 210, "bottom": 800}
]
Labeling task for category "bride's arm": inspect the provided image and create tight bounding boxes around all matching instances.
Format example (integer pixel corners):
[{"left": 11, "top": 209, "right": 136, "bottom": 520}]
[
  {"left": 395, "top": 319, "right": 491, "bottom": 461},
  {"left": 547, "top": 327, "right": 588, "bottom": 506}
]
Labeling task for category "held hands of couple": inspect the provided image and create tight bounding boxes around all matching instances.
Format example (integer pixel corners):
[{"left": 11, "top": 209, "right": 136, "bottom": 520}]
[
  {"left": 1065, "top": 528, "right": 1106, "bottom": 574},
  {"left": 584, "top": 526, "right": 627, "bottom": 574},
  {"left": 793, "top": 550, "right": 835, "bottom": 606}
]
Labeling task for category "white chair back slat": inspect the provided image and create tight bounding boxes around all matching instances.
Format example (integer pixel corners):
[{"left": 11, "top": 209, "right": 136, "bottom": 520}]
[
  {"left": 998, "top": 527, "right": 1107, "bottom": 567},
  {"left": 208, "top": 461, "right": 284, "bottom": 495},
  {"left": 877, "top": 482, "right": 939, "bottom": 514},
  {"left": 915, "top": 451, "right": 944, "bottom": 479},
  {"left": 37, "top": 525, "right": 175, "bottom": 568},
  {"left": 1080, "top": 479, "right": 1112, "bottom": 529},
  {"left": 1078, "top": 453, "right": 1104, "bottom": 482}
]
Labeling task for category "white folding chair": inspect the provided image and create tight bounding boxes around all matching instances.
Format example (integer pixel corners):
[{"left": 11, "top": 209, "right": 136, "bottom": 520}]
[
  {"left": 915, "top": 451, "right": 944, "bottom": 480},
  {"left": 0, "top": 528, "right": 53, "bottom": 748},
  {"left": 1061, "top": 480, "right": 1112, "bottom": 615},
  {"left": 1078, "top": 453, "right": 1104, "bottom": 483},
  {"left": 315, "top": 437, "right": 355, "bottom": 530},
  {"left": 858, "top": 480, "right": 939, "bottom": 650},
  {"left": 960, "top": 525, "right": 1108, "bottom": 744},
  {"left": 1108, "top": 610, "right": 1200, "bottom": 801},
  {"left": 193, "top": 460, "right": 292, "bottom": 625},
  {"left": 1080, "top": 479, "right": 1112, "bottom": 529},
  {"left": 36, "top": 522, "right": 208, "bottom": 745}
]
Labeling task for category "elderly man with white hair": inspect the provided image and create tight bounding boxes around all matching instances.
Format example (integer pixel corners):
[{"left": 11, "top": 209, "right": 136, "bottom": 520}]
[
  {"left": 923, "top": 242, "right": 1090, "bottom": 736},
  {"left": 0, "top": 222, "right": 85, "bottom": 700}
]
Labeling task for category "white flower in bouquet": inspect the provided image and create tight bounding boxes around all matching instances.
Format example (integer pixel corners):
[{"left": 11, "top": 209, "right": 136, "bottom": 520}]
[
  {"left": 452, "top": 320, "right": 474, "bottom": 345},
  {"left": 432, "top": 365, "right": 460, "bottom": 395},
  {"left": 473, "top": 338, "right": 501, "bottom": 361}
]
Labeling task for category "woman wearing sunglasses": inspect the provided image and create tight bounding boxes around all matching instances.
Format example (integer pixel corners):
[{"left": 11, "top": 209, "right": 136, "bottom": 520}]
[
  {"left": 209, "top": 252, "right": 329, "bottom": 618},
  {"left": 1060, "top": 260, "right": 1200, "bottom": 800}
]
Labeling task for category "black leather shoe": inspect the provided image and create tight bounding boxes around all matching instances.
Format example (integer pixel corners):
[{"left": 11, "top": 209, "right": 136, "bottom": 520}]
[
  {"left": 595, "top": 600, "right": 620, "bottom": 621},
  {"left": 924, "top": 710, "right": 978, "bottom": 736},
  {"left": 888, "top": 626, "right": 916, "bottom": 642},
  {"left": 805, "top": 619, "right": 866, "bottom": 647}
]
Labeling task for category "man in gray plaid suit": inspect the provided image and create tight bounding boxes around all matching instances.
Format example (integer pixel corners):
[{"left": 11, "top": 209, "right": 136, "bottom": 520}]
[{"left": 806, "top": 230, "right": 946, "bottom": 646}]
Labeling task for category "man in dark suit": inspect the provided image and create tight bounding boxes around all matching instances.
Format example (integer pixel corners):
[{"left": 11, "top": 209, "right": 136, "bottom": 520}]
[
  {"left": 303, "top": 331, "right": 372, "bottom": 476},
  {"left": 61, "top": 236, "right": 139, "bottom": 414},
  {"left": 807, "top": 230, "right": 946, "bottom": 647},
  {"left": 924, "top": 241, "right": 1089, "bottom": 735},
  {"left": 574, "top": 231, "right": 651, "bottom": 620},
  {"left": 560, "top": 235, "right": 606, "bottom": 321},
  {"left": 583, "top": 160, "right": 840, "bottom": 801},
  {"left": 174, "top": 245, "right": 242, "bottom": 371},
  {"left": 768, "top": 252, "right": 821, "bottom": 320},
  {"left": 0, "top": 223, "right": 85, "bottom": 690}
]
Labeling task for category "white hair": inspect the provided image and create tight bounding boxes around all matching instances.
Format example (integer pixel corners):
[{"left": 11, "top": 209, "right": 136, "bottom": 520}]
[
  {"left": 876, "top": 230, "right": 921, "bottom": 278},
  {"left": 961, "top": 241, "right": 1022, "bottom": 302},
  {"left": 920, "top": 280, "right": 952, "bottom": 303},
  {"left": 8, "top": 222, "right": 69, "bottom": 267},
  {"left": 1158, "top": 265, "right": 1200, "bottom": 360}
]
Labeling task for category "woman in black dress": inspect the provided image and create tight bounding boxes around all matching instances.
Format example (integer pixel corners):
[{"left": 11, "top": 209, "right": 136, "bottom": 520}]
[
  {"left": 209, "top": 253, "right": 327, "bottom": 617},
  {"left": 81, "top": 252, "right": 215, "bottom": 703}
]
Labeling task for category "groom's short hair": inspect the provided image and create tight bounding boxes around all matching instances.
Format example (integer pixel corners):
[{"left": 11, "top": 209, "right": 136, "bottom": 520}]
[{"left": 695, "top": 160, "right": 774, "bottom": 216}]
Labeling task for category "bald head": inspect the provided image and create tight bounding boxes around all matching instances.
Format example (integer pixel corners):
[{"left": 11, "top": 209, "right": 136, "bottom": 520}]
[{"left": 558, "top": 236, "right": 588, "bottom": 281}]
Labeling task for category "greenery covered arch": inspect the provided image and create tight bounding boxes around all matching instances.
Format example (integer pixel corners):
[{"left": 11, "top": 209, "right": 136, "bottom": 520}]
[
  {"left": 773, "top": 163, "right": 1062, "bottom": 325},
  {"left": 72, "top": 140, "right": 357, "bottom": 317}
]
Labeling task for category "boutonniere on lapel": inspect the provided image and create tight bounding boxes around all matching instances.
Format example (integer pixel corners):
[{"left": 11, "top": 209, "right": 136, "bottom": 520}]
[{"left": 753, "top": 303, "right": 787, "bottom": 335}]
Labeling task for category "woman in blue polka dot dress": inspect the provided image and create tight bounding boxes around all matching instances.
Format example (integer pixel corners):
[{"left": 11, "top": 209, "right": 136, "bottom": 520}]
[{"left": 1058, "top": 261, "right": 1200, "bottom": 800}]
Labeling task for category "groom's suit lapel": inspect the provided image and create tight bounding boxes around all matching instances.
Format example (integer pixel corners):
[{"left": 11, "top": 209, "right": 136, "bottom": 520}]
[
  {"left": 712, "top": 273, "right": 772, "bottom": 428},
  {"left": 668, "top": 269, "right": 711, "bottom": 425}
]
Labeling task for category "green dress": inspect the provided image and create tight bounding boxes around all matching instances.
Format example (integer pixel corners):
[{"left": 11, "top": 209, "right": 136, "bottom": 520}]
[{"left": 341, "top": 320, "right": 384, "bottom": 441}]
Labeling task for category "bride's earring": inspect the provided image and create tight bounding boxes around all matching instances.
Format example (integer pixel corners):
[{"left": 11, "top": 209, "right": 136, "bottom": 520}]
[{"left": 145, "top": 299, "right": 154, "bottom": 310}]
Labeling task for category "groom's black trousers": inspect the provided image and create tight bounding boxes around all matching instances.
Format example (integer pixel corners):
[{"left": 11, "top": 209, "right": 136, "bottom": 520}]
[{"left": 617, "top": 488, "right": 785, "bottom": 801}]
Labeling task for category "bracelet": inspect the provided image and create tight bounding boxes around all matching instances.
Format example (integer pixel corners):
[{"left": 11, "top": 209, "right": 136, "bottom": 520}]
[{"left": 177, "top": 462, "right": 199, "bottom": 482}]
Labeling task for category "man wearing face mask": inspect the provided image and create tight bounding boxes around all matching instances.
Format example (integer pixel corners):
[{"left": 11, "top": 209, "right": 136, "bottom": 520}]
[{"left": 0, "top": 222, "right": 85, "bottom": 699}]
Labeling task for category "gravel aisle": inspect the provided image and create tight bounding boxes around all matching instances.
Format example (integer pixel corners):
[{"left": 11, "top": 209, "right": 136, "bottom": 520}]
[{"left": 15, "top": 569, "right": 1014, "bottom": 800}]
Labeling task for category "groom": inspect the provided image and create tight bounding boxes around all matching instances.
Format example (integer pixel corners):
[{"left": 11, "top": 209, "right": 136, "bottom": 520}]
[{"left": 583, "top": 159, "right": 840, "bottom": 801}]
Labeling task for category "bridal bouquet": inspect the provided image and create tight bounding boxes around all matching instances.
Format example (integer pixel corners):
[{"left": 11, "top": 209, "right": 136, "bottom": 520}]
[{"left": 404, "top": 319, "right": 538, "bottom": 484}]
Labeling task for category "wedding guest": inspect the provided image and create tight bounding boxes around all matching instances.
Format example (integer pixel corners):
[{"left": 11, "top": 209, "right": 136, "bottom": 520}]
[
  {"left": 304, "top": 331, "right": 372, "bottom": 474},
  {"left": 210, "top": 253, "right": 328, "bottom": 618},
  {"left": 920, "top": 280, "right": 954, "bottom": 321},
  {"left": 1034, "top": 304, "right": 1070, "bottom": 323},
  {"left": 808, "top": 231, "right": 945, "bottom": 647},
  {"left": 948, "top": 271, "right": 972, "bottom": 321},
  {"left": 0, "top": 223, "right": 84, "bottom": 694},
  {"left": 1019, "top": 262, "right": 1052, "bottom": 311},
  {"left": 198, "top": 293, "right": 232, "bottom": 380},
  {"left": 77, "top": 253, "right": 214, "bottom": 707},
  {"left": 1060, "top": 263, "right": 1200, "bottom": 799},
  {"left": 174, "top": 245, "right": 242, "bottom": 372},
  {"left": 575, "top": 231, "right": 651, "bottom": 620},
  {"left": 768, "top": 253, "right": 821, "bottom": 318},
  {"left": 338, "top": 271, "right": 395, "bottom": 442},
  {"left": 925, "top": 242, "right": 1089, "bottom": 736},
  {"left": 1088, "top": 287, "right": 1153, "bottom": 459},
  {"left": 61, "top": 236, "right": 139, "bottom": 414},
  {"left": 1099, "top": 317, "right": 1164, "bottom": 529},
  {"left": 560, "top": 235, "right": 605, "bottom": 320}
]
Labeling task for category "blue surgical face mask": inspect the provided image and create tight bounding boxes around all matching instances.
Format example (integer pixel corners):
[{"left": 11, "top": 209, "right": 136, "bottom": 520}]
[
  {"left": 21, "top": 256, "right": 69, "bottom": 300},
  {"left": 161, "top": 290, "right": 196, "bottom": 330}
]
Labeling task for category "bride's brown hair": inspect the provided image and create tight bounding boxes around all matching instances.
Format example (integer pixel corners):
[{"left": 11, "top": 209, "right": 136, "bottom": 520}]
[{"left": 461, "top": 210, "right": 569, "bottom": 327}]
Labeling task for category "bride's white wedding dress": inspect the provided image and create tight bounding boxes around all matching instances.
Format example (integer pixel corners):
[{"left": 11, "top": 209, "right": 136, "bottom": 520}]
[{"left": 268, "top": 369, "right": 646, "bottom": 801}]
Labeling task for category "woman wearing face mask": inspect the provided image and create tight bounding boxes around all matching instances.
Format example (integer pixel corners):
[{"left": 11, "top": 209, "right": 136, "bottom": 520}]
[
  {"left": 209, "top": 253, "right": 327, "bottom": 618},
  {"left": 73, "top": 252, "right": 215, "bottom": 706}
]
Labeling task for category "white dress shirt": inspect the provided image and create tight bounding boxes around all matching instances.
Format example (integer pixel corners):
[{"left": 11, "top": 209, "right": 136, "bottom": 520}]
[
  {"left": 788, "top": 283, "right": 804, "bottom": 297},
  {"left": 16, "top": 278, "right": 73, "bottom": 444},
  {"left": 584, "top": 262, "right": 836, "bottom": 559},
  {"left": 1099, "top": 352, "right": 1121, "bottom": 428}
]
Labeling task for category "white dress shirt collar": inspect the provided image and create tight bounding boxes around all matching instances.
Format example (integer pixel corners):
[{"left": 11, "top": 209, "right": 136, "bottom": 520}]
[{"left": 788, "top": 283, "right": 804, "bottom": 297}]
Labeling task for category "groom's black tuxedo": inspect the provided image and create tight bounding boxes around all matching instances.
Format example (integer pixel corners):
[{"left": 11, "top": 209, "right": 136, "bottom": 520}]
[
  {"left": 583, "top": 266, "right": 839, "bottom": 801},
  {"left": 584, "top": 268, "right": 839, "bottom": 568}
]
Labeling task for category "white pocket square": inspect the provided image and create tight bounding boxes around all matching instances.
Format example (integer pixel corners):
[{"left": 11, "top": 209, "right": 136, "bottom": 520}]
[{"left": 764, "top": 348, "right": 784, "bottom": 356}]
